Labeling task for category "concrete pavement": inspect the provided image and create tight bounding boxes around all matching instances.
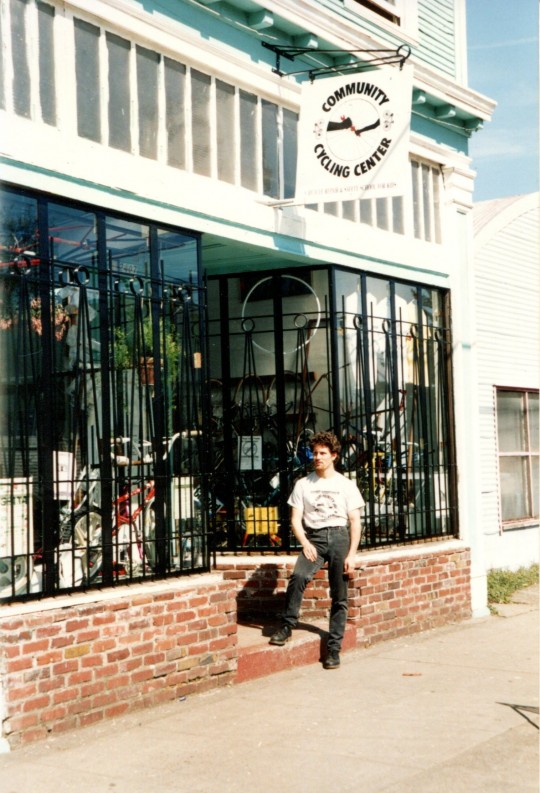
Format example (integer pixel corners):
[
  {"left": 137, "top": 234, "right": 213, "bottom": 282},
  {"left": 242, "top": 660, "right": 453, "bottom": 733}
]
[{"left": 2, "top": 585, "right": 538, "bottom": 793}]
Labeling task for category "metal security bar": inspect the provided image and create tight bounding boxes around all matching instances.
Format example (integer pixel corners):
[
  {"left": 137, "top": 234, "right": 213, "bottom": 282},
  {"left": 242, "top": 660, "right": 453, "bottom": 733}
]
[
  {"left": 206, "top": 268, "right": 457, "bottom": 551},
  {"left": 0, "top": 189, "right": 207, "bottom": 602}
]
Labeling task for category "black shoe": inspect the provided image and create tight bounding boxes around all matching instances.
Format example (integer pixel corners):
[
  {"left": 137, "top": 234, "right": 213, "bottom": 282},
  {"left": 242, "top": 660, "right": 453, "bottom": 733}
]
[
  {"left": 269, "top": 625, "right": 292, "bottom": 646},
  {"left": 323, "top": 651, "right": 340, "bottom": 669}
]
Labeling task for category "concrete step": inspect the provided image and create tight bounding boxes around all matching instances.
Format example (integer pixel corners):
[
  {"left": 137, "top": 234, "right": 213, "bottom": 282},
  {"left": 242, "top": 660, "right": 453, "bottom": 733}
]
[{"left": 236, "top": 620, "right": 357, "bottom": 683}]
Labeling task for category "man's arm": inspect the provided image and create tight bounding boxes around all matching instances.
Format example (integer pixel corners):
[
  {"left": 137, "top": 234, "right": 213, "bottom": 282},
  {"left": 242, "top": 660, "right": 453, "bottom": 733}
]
[
  {"left": 344, "top": 507, "right": 362, "bottom": 575},
  {"left": 290, "top": 506, "right": 318, "bottom": 562}
]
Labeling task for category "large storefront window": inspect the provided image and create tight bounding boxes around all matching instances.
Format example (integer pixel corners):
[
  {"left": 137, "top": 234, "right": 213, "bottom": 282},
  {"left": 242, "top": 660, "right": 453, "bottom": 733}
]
[
  {"left": 0, "top": 186, "right": 205, "bottom": 602},
  {"left": 206, "top": 268, "right": 457, "bottom": 550}
]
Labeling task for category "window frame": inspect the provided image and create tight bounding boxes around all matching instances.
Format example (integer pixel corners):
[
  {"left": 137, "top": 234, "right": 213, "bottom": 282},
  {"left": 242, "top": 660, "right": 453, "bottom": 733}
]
[
  {"left": 495, "top": 387, "right": 539, "bottom": 529},
  {"left": 341, "top": 0, "right": 419, "bottom": 37}
]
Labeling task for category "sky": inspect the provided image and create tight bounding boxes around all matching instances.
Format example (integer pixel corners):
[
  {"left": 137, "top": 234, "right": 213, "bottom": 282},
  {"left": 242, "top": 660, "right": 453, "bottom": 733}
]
[{"left": 466, "top": 0, "right": 539, "bottom": 202}]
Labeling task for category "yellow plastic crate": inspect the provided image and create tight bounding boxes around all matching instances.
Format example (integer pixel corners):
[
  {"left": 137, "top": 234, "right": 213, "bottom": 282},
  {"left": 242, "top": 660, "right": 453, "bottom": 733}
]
[{"left": 242, "top": 506, "right": 280, "bottom": 546}]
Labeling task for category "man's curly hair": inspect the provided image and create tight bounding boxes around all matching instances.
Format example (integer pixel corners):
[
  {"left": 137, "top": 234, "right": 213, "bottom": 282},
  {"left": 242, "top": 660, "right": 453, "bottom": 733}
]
[{"left": 309, "top": 431, "right": 341, "bottom": 456}]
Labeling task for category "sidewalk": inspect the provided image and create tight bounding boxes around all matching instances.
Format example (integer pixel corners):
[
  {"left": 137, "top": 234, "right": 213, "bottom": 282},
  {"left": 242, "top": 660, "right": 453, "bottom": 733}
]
[{"left": 2, "top": 585, "right": 538, "bottom": 793}]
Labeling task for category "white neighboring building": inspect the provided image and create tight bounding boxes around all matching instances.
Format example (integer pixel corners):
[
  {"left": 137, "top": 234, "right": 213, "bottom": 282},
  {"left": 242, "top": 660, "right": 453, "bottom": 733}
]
[{"left": 473, "top": 193, "right": 539, "bottom": 572}]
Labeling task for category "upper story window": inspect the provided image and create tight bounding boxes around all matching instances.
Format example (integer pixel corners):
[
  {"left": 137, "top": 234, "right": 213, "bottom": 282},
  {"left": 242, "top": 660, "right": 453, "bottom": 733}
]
[
  {"left": 346, "top": 0, "right": 399, "bottom": 25},
  {"left": 340, "top": 0, "right": 419, "bottom": 37},
  {"left": 496, "top": 389, "right": 539, "bottom": 527},
  {"left": 1, "top": 0, "right": 440, "bottom": 241}
]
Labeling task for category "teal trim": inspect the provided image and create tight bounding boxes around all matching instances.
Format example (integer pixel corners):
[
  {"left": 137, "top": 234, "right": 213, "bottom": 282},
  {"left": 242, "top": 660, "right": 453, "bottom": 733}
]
[
  {"left": 1, "top": 157, "right": 448, "bottom": 282},
  {"left": 411, "top": 112, "right": 469, "bottom": 155},
  {"left": 131, "top": 0, "right": 281, "bottom": 72}
]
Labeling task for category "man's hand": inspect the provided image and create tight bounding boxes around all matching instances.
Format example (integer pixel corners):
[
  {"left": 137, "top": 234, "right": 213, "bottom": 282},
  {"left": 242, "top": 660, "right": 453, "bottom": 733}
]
[
  {"left": 302, "top": 540, "right": 318, "bottom": 562},
  {"left": 344, "top": 554, "right": 356, "bottom": 577}
]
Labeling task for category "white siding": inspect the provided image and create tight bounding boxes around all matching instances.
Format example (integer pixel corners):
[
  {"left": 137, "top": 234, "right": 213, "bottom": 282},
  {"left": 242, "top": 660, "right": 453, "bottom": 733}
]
[{"left": 473, "top": 193, "right": 540, "bottom": 570}]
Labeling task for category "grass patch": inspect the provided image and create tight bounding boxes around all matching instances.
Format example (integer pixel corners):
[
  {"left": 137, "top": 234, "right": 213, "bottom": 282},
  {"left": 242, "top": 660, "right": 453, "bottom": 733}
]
[{"left": 487, "top": 564, "right": 539, "bottom": 605}]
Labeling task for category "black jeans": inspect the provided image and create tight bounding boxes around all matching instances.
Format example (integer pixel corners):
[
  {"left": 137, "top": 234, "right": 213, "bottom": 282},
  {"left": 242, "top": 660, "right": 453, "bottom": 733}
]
[{"left": 282, "top": 526, "right": 350, "bottom": 652}]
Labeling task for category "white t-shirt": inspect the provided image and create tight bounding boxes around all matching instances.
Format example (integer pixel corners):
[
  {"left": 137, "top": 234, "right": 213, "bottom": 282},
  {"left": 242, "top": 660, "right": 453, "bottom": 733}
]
[{"left": 287, "top": 471, "right": 364, "bottom": 529}]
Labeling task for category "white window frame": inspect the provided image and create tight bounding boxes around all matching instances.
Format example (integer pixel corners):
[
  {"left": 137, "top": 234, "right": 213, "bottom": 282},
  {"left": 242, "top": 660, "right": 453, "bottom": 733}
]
[
  {"left": 342, "top": 0, "right": 419, "bottom": 37},
  {"left": 495, "top": 388, "right": 539, "bottom": 529}
]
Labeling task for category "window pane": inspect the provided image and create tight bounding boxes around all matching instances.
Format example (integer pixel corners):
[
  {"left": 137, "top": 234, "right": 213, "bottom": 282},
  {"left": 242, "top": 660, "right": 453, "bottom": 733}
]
[
  {"left": 157, "top": 229, "right": 198, "bottom": 289},
  {"left": 106, "top": 216, "right": 150, "bottom": 279},
  {"left": 240, "top": 90, "right": 257, "bottom": 191},
  {"left": 411, "top": 160, "right": 421, "bottom": 238},
  {"left": 0, "top": 189, "right": 38, "bottom": 262},
  {"left": 529, "top": 393, "right": 538, "bottom": 452},
  {"left": 432, "top": 167, "right": 441, "bottom": 243},
  {"left": 499, "top": 456, "right": 529, "bottom": 520},
  {"left": 164, "top": 58, "right": 186, "bottom": 169},
  {"left": 0, "top": 6, "right": 4, "bottom": 109},
  {"left": 360, "top": 199, "right": 373, "bottom": 225},
  {"left": 37, "top": 2, "right": 56, "bottom": 125},
  {"left": 422, "top": 163, "right": 432, "bottom": 242},
  {"left": 191, "top": 69, "right": 211, "bottom": 177},
  {"left": 137, "top": 46, "right": 159, "bottom": 160},
  {"left": 376, "top": 198, "right": 389, "bottom": 230},
  {"left": 392, "top": 196, "right": 404, "bottom": 234},
  {"left": 74, "top": 18, "right": 101, "bottom": 142},
  {"left": 48, "top": 203, "right": 97, "bottom": 266},
  {"left": 262, "top": 100, "right": 279, "bottom": 198},
  {"left": 532, "top": 456, "right": 539, "bottom": 517},
  {"left": 10, "top": 0, "right": 31, "bottom": 118},
  {"left": 107, "top": 33, "right": 131, "bottom": 152},
  {"left": 342, "top": 201, "right": 356, "bottom": 221},
  {"left": 216, "top": 80, "right": 235, "bottom": 184},
  {"left": 497, "top": 391, "right": 525, "bottom": 452},
  {"left": 283, "top": 109, "right": 297, "bottom": 199}
]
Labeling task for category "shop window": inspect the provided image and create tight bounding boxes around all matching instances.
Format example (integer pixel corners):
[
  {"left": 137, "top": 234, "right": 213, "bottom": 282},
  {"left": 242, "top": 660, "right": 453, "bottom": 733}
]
[
  {"left": 207, "top": 268, "right": 455, "bottom": 551},
  {"left": 0, "top": 186, "right": 204, "bottom": 602},
  {"left": 496, "top": 389, "right": 539, "bottom": 525}
]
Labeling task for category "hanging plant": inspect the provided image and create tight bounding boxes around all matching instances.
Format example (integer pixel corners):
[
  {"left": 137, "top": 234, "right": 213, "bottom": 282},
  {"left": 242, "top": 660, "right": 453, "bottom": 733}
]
[
  {"left": 0, "top": 288, "right": 69, "bottom": 342},
  {"left": 30, "top": 298, "right": 70, "bottom": 341}
]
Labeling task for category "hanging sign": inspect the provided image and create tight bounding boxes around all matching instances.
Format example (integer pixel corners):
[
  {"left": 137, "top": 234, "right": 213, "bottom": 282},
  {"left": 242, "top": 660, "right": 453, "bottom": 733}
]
[
  {"left": 295, "top": 66, "right": 412, "bottom": 203},
  {"left": 238, "top": 436, "right": 263, "bottom": 471}
]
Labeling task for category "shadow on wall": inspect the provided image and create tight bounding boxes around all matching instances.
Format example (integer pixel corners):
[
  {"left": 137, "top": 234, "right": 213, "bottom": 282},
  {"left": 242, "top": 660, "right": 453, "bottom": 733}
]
[{"left": 236, "top": 564, "right": 285, "bottom": 623}]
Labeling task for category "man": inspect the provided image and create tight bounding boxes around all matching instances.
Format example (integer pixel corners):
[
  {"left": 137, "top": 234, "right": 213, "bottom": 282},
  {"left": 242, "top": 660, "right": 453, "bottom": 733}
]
[{"left": 269, "top": 431, "right": 364, "bottom": 669}]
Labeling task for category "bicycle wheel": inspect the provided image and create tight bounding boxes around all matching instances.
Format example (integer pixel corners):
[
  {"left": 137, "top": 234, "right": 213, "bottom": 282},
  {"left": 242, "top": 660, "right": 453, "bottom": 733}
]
[
  {"left": 0, "top": 555, "right": 31, "bottom": 599},
  {"left": 72, "top": 509, "right": 103, "bottom": 583}
]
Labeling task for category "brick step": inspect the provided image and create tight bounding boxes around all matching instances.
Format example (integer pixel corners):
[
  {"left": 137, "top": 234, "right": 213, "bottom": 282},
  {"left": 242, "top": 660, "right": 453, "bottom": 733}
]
[{"left": 236, "top": 620, "right": 357, "bottom": 683}]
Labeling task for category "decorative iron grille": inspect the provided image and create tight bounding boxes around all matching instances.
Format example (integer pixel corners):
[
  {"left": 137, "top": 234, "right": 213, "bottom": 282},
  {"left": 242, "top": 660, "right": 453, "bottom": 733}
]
[
  {"left": 0, "top": 188, "right": 207, "bottom": 601},
  {"left": 206, "top": 269, "right": 457, "bottom": 551}
]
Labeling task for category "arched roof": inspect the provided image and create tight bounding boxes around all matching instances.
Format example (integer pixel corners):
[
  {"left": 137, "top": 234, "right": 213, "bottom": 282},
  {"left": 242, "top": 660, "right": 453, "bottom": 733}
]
[{"left": 473, "top": 192, "right": 540, "bottom": 254}]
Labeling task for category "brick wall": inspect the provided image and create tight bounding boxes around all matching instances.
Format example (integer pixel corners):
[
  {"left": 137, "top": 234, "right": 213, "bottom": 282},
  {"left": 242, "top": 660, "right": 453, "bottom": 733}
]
[
  {"left": 1, "top": 542, "right": 471, "bottom": 749},
  {"left": 0, "top": 575, "right": 237, "bottom": 749},
  {"left": 218, "top": 541, "right": 471, "bottom": 644}
]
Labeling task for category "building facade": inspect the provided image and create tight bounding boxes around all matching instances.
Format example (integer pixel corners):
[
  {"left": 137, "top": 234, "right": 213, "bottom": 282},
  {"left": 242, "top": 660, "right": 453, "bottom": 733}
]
[
  {"left": 0, "top": 0, "right": 497, "bottom": 746},
  {"left": 473, "top": 193, "right": 539, "bottom": 572}
]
